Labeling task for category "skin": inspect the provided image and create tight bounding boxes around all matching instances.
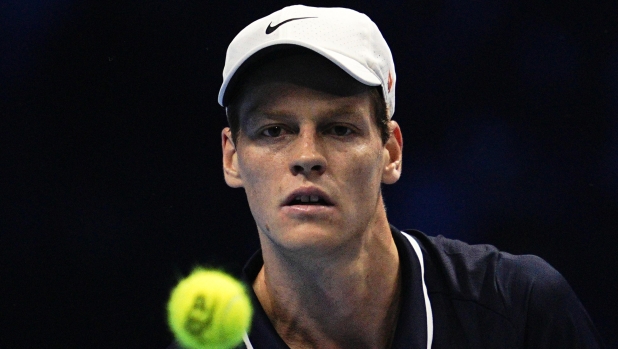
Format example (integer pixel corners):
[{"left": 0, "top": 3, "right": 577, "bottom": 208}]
[{"left": 221, "top": 52, "right": 404, "bottom": 349}]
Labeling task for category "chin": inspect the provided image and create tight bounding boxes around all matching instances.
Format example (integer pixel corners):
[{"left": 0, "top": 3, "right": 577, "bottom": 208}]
[{"left": 266, "top": 222, "right": 349, "bottom": 253}]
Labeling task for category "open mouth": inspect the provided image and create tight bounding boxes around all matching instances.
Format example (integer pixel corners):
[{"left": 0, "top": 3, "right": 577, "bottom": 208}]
[{"left": 289, "top": 195, "right": 331, "bottom": 206}]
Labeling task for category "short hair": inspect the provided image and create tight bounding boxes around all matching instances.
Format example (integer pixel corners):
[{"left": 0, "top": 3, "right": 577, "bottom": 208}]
[{"left": 225, "top": 86, "right": 390, "bottom": 146}]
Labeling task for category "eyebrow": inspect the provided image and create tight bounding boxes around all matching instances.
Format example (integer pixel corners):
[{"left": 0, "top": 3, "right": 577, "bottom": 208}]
[
  {"left": 242, "top": 109, "right": 291, "bottom": 130},
  {"left": 244, "top": 104, "right": 364, "bottom": 126}
]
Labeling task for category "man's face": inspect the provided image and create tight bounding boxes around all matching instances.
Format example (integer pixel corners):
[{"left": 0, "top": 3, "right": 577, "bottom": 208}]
[{"left": 222, "top": 52, "right": 402, "bottom": 256}]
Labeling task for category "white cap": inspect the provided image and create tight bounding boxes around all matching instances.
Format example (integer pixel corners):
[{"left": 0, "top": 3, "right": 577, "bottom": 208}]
[{"left": 218, "top": 5, "right": 396, "bottom": 118}]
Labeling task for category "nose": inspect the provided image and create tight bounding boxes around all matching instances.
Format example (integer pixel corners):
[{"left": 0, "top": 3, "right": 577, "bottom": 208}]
[{"left": 289, "top": 131, "right": 327, "bottom": 177}]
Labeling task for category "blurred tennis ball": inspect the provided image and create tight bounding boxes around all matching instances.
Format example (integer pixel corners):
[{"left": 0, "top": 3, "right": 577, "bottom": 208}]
[{"left": 167, "top": 268, "right": 252, "bottom": 349}]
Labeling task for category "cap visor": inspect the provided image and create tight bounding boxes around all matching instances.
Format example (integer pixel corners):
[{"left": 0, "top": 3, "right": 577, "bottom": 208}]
[{"left": 218, "top": 41, "right": 381, "bottom": 106}]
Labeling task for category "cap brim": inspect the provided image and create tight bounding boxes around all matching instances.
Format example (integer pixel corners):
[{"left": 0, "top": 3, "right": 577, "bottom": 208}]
[{"left": 218, "top": 41, "right": 381, "bottom": 106}]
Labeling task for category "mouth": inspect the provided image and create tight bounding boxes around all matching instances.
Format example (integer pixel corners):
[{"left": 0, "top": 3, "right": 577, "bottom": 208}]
[
  {"left": 288, "top": 195, "right": 332, "bottom": 206},
  {"left": 283, "top": 189, "right": 334, "bottom": 207}
]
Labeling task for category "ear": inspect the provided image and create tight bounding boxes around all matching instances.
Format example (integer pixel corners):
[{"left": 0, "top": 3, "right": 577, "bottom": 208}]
[
  {"left": 222, "top": 127, "right": 244, "bottom": 188},
  {"left": 382, "top": 120, "right": 403, "bottom": 185}
]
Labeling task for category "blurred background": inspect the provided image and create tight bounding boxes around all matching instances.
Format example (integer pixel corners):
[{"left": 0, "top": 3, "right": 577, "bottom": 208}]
[{"left": 1, "top": 0, "right": 616, "bottom": 347}]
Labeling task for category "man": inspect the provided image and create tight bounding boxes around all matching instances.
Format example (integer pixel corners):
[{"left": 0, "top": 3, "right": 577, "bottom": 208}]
[{"left": 190, "top": 5, "right": 603, "bottom": 349}]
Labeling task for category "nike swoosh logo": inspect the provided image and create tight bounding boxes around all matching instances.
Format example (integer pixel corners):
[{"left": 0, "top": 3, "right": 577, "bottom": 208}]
[{"left": 265, "top": 17, "right": 317, "bottom": 34}]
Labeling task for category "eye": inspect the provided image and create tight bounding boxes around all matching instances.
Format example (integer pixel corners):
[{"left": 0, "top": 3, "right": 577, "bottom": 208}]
[
  {"left": 261, "top": 126, "right": 284, "bottom": 137},
  {"left": 330, "top": 125, "right": 353, "bottom": 136}
]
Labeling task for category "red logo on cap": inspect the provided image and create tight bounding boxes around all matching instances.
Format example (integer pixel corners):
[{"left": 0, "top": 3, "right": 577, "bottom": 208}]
[{"left": 387, "top": 71, "right": 393, "bottom": 93}]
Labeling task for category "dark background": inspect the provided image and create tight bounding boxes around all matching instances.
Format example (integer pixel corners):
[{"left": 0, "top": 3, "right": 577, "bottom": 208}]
[{"left": 1, "top": 0, "right": 616, "bottom": 347}]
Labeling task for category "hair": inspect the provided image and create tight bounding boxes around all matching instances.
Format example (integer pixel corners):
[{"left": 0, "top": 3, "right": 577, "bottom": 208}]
[{"left": 225, "top": 86, "right": 390, "bottom": 146}]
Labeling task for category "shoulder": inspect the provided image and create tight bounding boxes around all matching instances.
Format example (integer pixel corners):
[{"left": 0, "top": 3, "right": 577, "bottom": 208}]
[
  {"left": 401, "top": 229, "right": 604, "bottom": 348},
  {"left": 403, "top": 229, "right": 563, "bottom": 299}
]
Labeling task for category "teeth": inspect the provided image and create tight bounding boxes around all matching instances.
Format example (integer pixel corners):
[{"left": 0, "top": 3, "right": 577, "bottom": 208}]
[{"left": 292, "top": 195, "right": 323, "bottom": 204}]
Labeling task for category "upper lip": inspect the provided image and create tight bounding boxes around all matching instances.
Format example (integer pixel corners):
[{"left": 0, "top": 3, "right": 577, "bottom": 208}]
[{"left": 282, "top": 187, "right": 334, "bottom": 206}]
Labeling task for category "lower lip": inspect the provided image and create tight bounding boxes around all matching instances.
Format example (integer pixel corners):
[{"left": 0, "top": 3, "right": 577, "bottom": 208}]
[{"left": 281, "top": 204, "right": 335, "bottom": 217}]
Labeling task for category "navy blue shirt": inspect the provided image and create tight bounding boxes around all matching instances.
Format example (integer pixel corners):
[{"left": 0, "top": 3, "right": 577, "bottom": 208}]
[
  {"left": 170, "top": 226, "right": 604, "bottom": 348},
  {"left": 406, "top": 227, "right": 603, "bottom": 348}
]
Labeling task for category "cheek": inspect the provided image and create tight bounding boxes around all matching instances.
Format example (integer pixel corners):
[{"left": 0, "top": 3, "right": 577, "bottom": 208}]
[
  {"left": 339, "top": 145, "right": 384, "bottom": 190},
  {"left": 237, "top": 149, "right": 285, "bottom": 202}
]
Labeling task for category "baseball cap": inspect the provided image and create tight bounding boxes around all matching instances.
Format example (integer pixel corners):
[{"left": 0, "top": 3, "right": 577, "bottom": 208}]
[{"left": 218, "top": 5, "right": 397, "bottom": 118}]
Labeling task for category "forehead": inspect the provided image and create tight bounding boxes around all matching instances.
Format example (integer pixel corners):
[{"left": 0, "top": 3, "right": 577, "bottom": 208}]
[{"left": 240, "top": 83, "right": 374, "bottom": 132}]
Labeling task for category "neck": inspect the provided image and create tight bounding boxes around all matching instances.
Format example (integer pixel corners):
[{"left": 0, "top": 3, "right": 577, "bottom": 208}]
[{"left": 253, "top": 206, "right": 401, "bottom": 349}]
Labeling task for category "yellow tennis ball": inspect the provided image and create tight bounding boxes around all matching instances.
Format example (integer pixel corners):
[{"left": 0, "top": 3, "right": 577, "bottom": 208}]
[{"left": 167, "top": 268, "right": 253, "bottom": 349}]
